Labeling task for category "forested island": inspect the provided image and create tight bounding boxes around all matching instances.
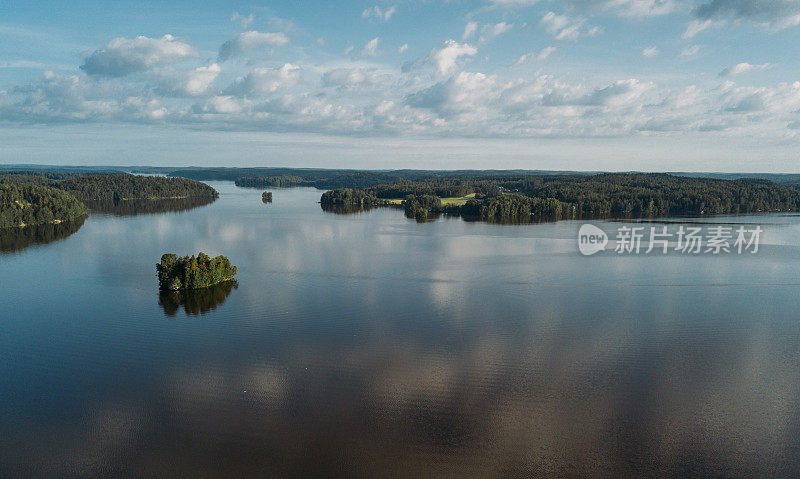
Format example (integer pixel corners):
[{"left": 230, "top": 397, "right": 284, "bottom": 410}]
[
  {"left": 262, "top": 191, "right": 272, "bottom": 203},
  {"left": 319, "top": 188, "right": 392, "bottom": 207},
  {"left": 0, "top": 172, "right": 218, "bottom": 224},
  {"left": 319, "top": 173, "right": 800, "bottom": 223},
  {"left": 5, "top": 166, "right": 800, "bottom": 227},
  {"left": 0, "top": 172, "right": 217, "bottom": 202},
  {"left": 156, "top": 253, "right": 239, "bottom": 290},
  {"left": 0, "top": 182, "right": 87, "bottom": 228}
]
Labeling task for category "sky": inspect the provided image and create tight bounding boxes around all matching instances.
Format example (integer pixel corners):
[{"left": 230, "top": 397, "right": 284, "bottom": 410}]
[{"left": 1, "top": 0, "right": 799, "bottom": 171}]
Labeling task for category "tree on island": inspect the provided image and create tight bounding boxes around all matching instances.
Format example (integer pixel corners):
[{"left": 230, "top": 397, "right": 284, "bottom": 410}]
[
  {"left": 157, "top": 252, "right": 238, "bottom": 290},
  {"left": 262, "top": 191, "right": 272, "bottom": 203}
]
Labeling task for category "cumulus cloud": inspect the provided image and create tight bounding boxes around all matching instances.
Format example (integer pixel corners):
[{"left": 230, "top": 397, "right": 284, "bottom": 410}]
[
  {"left": 158, "top": 63, "right": 221, "bottom": 96},
  {"left": 362, "top": 5, "right": 397, "bottom": 22},
  {"left": 719, "top": 62, "right": 771, "bottom": 77},
  {"left": 218, "top": 31, "right": 289, "bottom": 61},
  {"left": 193, "top": 95, "right": 242, "bottom": 114},
  {"left": 719, "top": 82, "right": 800, "bottom": 113},
  {"left": 426, "top": 40, "right": 477, "bottom": 76},
  {"left": 5, "top": 71, "right": 164, "bottom": 122},
  {"left": 539, "top": 12, "right": 601, "bottom": 41},
  {"left": 406, "top": 71, "right": 504, "bottom": 118},
  {"left": 224, "top": 64, "right": 300, "bottom": 96},
  {"left": 642, "top": 46, "right": 660, "bottom": 57},
  {"left": 81, "top": 35, "right": 196, "bottom": 77},
  {"left": 5, "top": 13, "right": 800, "bottom": 142},
  {"left": 693, "top": 0, "right": 800, "bottom": 30}
]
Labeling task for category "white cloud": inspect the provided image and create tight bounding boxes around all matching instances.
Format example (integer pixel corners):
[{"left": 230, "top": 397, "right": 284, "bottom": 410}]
[
  {"left": 230, "top": 12, "right": 254, "bottom": 29},
  {"left": 323, "top": 68, "right": 392, "bottom": 91},
  {"left": 406, "top": 71, "right": 505, "bottom": 118},
  {"left": 224, "top": 64, "right": 300, "bottom": 96},
  {"left": 682, "top": 19, "right": 721, "bottom": 38},
  {"left": 398, "top": 44, "right": 409, "bottom": 54},
  {"left": 514, "top": 46, "right": 556, "bottom": 65},
  {"left": 426, "top": 40, "right": 478, "bottom": 76},
  {"left": 642, "top": 46, "right": 660, "bottom": 57},
  {"left": 362, "top": 5, "right": 397, "bottom": 22},
  {"left": 719, "top": 62, "right": 771, "bottom": 77},
  {"left": 483, "top": 0, "right": 539, "bottom": 7},
  {"left": 158, "top": 63, "right": 221, "bottom": 96},
  {"left": 81, "top": 35, "right": 196, "bottom": 77},
  {"left": 566, "top": 0, "right": 676, "bottom": 18},
  {"left": 693, "top": 0, "right": 800, "bottom": 30},
  {"left": 193, "top": 95, "right": 242, "bottom": 114},
  {"left": 361, "top": 37, "right": 380, "bottom": 57},
  {"left": 218, "top": 31, "right": 289, "bottom": 61},
  {"left": 479, "top": 22, "right": 514, "bottom": 42},
  {"left": 539, "top": 12, "right": 601, "bottom": 41},
  {"left": 462, "top": 21, "right": 478, "bottom": 41},
  {"left": 680, "top": 45, "right": 700, "bottom": 56}
]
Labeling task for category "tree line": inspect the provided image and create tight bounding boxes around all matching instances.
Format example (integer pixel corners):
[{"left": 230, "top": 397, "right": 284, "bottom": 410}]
[
  {"left": 1, "top": 172, "right": 218, "bottom": 202},
  {"left": 321, "top": 173, "right": 800, "bottom": 223}
]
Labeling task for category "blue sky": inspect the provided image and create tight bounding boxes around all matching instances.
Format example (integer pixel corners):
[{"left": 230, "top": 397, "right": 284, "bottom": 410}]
[{"left": 1, "top": 0, "right": 800, "bottom": 171}]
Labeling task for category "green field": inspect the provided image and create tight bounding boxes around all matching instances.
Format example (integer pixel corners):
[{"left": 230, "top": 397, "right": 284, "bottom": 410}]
[{"left": 387, "top": 193, "right": 476, "bottom": 205}]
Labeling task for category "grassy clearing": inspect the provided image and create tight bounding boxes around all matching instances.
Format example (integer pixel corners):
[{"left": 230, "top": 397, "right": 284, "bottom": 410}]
[{"left": 386, "top": 193, "right": 476, "bottom": 206}]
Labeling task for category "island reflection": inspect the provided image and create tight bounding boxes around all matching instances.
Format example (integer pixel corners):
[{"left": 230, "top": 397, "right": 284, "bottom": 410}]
[
  {"left": 158, "top": 280, "right": 238, "bottom": 316},
  {"left": 0, "top": 216, "right": 86, "bottom": 253},
  {"left": 320, "top": 203, "right": 377, "bottom": 215},
  {"left": 84, "top": 196, "right": 216, "bottom": 216}
]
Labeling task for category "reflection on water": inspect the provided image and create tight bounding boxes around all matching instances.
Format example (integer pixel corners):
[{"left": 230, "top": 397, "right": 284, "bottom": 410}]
[
  {"left": 0, "top": 216, "right": 85, "bottom": 253},
  {"left": 3, "top": 184, "right": 800, "bottom": 477},
  {"left": 158, "top": 280, "right": 238, "bottom": 316},
  {"left": 84, "top": 196, "right": 216, "bottom": 215},
  {"left": 320, "top": 203, "right": 378, "bottom": 215}
]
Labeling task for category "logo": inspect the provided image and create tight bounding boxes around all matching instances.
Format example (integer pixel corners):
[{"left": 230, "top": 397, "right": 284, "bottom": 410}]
[{"left": 578, "top": 223, "right": 608, "bottom": 256}]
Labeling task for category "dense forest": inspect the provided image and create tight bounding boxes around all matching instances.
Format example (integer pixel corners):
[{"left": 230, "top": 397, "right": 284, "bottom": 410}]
[
  {"left": 319, "top": 188, "right": 391, "bottom": 206},
  {"left": 322, "top": 173, "right": 800, "bottom": 223},
  {"left": 235, "top": 171, "right": 396, "bottom": 190},
  {"left": 0, "top": 172, "right": 218, "bottom": 202},
  {"left": 157, "top": 252, "right": 239, "bottom": 290},
  {"left": 0, "top": 182, "right": 87, "bottom": 228}
]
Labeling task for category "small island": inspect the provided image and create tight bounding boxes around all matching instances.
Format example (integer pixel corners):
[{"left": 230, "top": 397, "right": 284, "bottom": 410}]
[
  {"left": 262, "top": 191, "right": 272, "bottom": 203},
  {"left": 156, "top": 252, "right": 238, "bottom": 290}
]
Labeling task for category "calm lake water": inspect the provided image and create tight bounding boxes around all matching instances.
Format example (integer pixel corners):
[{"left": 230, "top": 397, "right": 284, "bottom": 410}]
[{"left": 3, "top": 182, "right": 800, "bottom": 477}]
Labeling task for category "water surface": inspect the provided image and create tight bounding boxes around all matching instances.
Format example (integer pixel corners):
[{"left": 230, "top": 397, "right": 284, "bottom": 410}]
[{"left": 3, "top": 183, "right": 800, "bottom": 477}]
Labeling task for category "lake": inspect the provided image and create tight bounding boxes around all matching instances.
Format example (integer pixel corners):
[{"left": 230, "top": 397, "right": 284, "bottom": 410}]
[{"left": 3, "top": 182, "right": 800, "bottom": 477}]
